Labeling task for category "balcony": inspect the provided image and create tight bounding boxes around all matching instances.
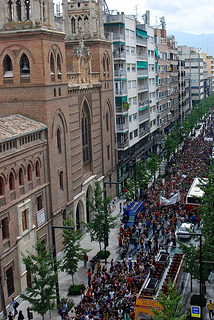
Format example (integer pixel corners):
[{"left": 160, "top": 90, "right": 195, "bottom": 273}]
[
  {"left": 137, "top": 54, "right": 148, "bottom": 60},
  {"left": 136, "top": 37, "right": 147, "bottom": 45},
  {"left": 115, "top": 88, "right": 127, "bottom": 95},
  {"left": 113, "top": 33, "right": 125, "bottom": 41},
  {"left": 114, "top": 70, "right": 127, "bottom": 77},
  {"left": 137, "top": 69, "right": 148, "bottom": 76},
  {"left": 116, "top": 123, "right": 129, "bottom": 132},
  {"left": 138, "top": 84, "right": 149, "bottom": 92},
  {"left": 115, "top": 106, "right": 129, "bottom": 114},
  {"left": 117, "top": 140, "right": 129, "bottom": 149},
  {"left": 139, "top": 127, "right": 150, "bottom": 138},
  {"left": 113, "top": 51, "right": 126, "bottom": 59},
  {"left": 139, "top": 99, "right": 150, "bottom": 106},
  {"left": 139, "top": 113, "right": 150, "bottom": 123}
]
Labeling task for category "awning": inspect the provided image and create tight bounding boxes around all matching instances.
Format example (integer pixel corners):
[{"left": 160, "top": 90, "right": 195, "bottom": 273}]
[
  {"left": 136, "top": 29, "right": 148, "bottom": 39},
  {"left": 137, "top": 76, "right": 148, "bottom": 79},
  {"left": 113, "top": 41, "right": 125, "bottom": 45},
  {"left": 115, "top": 96, "right": 127, "bottom": 103},
  {"left": 137, "top": 61, "right": 148, "bottom": 69},
  {"left": 115, "top": 78, "right": 127, "bottom": 81},
  {"left": 155, "top": 48, "right": 160, "bottom": 58},
  {"left": 139, "top": 106, "right": 149, "bottom": 111},
  {"left": 105, "top": 23, "right": 125, "bottom": 27}
]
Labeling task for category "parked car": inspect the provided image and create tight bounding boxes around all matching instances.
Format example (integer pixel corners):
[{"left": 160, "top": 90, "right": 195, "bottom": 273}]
[{"left": 176, "top": 222, "right": 194, "bottom": 240}]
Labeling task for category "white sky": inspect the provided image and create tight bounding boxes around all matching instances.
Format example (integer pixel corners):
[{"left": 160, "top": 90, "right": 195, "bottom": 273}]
[{"left": 104, "top": 0, "right": 214, "bottom": 34}]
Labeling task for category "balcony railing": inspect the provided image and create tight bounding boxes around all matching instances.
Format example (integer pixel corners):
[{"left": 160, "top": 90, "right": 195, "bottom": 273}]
[
  {"left": 113, "top": 51, "right": 126, "bottom": 59},
  {"left": 116, "top": 123, "right": 129, "bottom": 132},
  {"left": 115, "top": 88, "right": 127, "bottom": 95},
  {"left": 137, "top": 54, "right": 148, "bottom": 60},
  {"left": 114, "top": 70, "right": 127, "bottom": 77},
  {"left": 139, "top": 127, "right": 150, "bottom": 138},
  {"left": 139, "top": 113, "right": 150, "bottom": 123},
  {"left": 137, "top": 69, "right": 148, "bottom": 76},
  {"left": 136, "top": 37, "right": 147, "bottom": 45},
  {"left": 117, "top": 140, "right": 129, "bottom": 149},
  {"left": 115, "top": 106, "right": 129, "bottom": 113},
  {"left": 138, "top": 84, "right": 149, "bottom": 91}
]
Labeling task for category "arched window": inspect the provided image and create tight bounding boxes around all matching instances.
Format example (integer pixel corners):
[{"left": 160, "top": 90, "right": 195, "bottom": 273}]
[
  {"left": 42, "top": 1, "right": 45, "bottom": 21},
  {"left": 59, "top": 88, "right": 61, "bottom": 96},
  {"left": 106, "top": 112, "right": 109, "bottom": 132},
  {"left": 54, "top": 88, "right": 56, "bottom": 96},
  {"left": 25, "top": 0, "right": 30, "bottom": 21},
  {"left": 78, "top": 16, "right": 82, "bottom": 32},
  {"left": 20, "top": 53, "right": 30, "bottom": 82},
  {"left": 103, "top": 57, "right": 106, "bottom": 77},
  {"left": 59, "top": 171, "right": 63, "bottom": 191},
  {"left": 19, "top": 168, "right": 24, "bottom": 186},
  {"left": 71, "top": 17, "right": 76, "bottom": 34},
  {"left": 16, "top": 0, "right": 21, "bottom": 21},
  {"left": 57, "top": 54, "right": 61, "bottom": 81},
  {"left": 8, "top": 0, "right": 13, "bottom": 21},
  {"left": 3, "top": 55, "right": 13, "bottom": 83},
  {"left": 57, "top": 128, "right": 62, "bottom": 153},
  {"left": 0, "top": 177, "right": 5, "bottom": 196},
  {"left": 9, "top": 172, "right": 15, "bottom": 191},
  {"left": 35, "top": 161, "right": 40, "bottom": 177},
  {"left": 106, "top": 56, "right": 110, "bottom": 75},
  {"left": 50, "top": 53, "right": 55, "bottom": 81},
  {"left": 84, "top": 16, "right": 89, "bottom": 32},
  {"left": 82, "top": 102, "right": 91, "bottom": 166},
  {"left": 27, "top": 164, "right": 32, "bottom": 181}
]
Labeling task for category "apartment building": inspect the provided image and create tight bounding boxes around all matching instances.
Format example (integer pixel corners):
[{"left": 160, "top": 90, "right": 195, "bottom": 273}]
[
  {"left": 104, "top": 13, "right": 155, "bottom": 191},
  {"left": 178, "top": 46, "right": 204, "bottom": 104},
  {"left": 202, "top": 53, "right": 214, "bottom": 94}
]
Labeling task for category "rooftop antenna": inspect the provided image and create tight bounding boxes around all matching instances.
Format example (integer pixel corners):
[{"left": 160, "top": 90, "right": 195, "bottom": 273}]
[
  {"left": 134, "top": 4, "right": 139, "bottom": 20},
  {"left": 142, "top": 10, "right": 150, "bottom": 25},
  {"left": 102, "top": 0, "right": 110, "bottom": 15},
  {"left": 160, "top": 16, "right": 166, "bottom": 30}
]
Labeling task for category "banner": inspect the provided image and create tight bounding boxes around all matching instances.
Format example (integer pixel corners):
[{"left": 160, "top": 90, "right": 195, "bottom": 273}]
[
  {"left": 160, "top": 191, "right": 180, "bottom": 206},
  {"left": 204, "top": 137, "right": 213, "bottom": 141}
]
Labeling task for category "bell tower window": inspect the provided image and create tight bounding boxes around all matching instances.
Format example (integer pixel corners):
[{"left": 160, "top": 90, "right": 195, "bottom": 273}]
[
  {"left": 16, "top": 0, "right": 21, "bottom": 21},
  {"left": 71, "top": 17, "right": 76, "bottom": 34},
  {"left": 57, "top": 55, "right": 61, "bottom": 81},
  {"left": 20, "top": 53, "right": 30, "bottom": 83},
  {"left": 25, "top": 0, "right": 30, "bottom": 21},
  {"left": 3, "top": 55, "right": 13, "bottom": 84},
  {"left": 8, "top": 0, "right": 13, "bottom": 22},
  {"left": 50, "top": 53, "right": 55, "bottom": 81},
  {"left": 82, "top": 102, "right": 91, "bottom": 169}
]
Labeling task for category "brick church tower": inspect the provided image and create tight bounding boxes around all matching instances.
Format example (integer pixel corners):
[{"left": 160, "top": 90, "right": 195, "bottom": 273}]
[{"left": 0, "top": 0, "right": 116, "bottom": 308}]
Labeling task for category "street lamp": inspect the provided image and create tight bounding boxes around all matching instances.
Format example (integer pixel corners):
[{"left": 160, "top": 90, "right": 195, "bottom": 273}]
[
  {"left": 52, "top": 225, "right": 74, "bottom": 306},
  {"left": 184, "top": 233, "right": 203, "bottom": 320}
]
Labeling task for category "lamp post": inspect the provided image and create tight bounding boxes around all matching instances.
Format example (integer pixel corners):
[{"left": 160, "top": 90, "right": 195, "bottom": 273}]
[
  {"left": 185, "top": 232, "right": 203, "bottom": 320},
  {"left": 52, "top": 225, "right": 74, "bottom": 306}
]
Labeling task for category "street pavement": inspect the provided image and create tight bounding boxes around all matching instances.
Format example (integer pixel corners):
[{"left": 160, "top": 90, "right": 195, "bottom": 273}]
[{"left": 2, "top": 196, "right": 214, "bottom": 320}]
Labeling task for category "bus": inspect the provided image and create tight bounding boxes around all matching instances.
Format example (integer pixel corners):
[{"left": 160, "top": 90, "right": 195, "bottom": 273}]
[
  {"left": 185, "top": 177, "right": 207, "bottom": 211},
  {"left": 121, "top": 201, "right": 144, "bottom": 228}
]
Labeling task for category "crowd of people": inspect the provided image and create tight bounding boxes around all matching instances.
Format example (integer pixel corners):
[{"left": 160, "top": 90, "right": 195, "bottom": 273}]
[{"left": 59, "top": 112, "right": 214, "bottom": 320}]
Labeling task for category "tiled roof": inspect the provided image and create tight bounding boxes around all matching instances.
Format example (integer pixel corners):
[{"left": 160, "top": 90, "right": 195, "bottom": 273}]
[{"left": 0, "top": 114, "right": 47, "bottom": 141}]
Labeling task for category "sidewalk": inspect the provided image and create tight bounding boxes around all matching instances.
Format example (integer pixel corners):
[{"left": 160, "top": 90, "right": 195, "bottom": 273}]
[{"left": 2, "top": 199, "right": 124, "bottom": 320}]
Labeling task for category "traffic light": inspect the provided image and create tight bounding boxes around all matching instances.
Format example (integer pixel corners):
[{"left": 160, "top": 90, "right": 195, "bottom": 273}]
[{"left": 27, "top": 307, "right": 33, "bottom": 319}]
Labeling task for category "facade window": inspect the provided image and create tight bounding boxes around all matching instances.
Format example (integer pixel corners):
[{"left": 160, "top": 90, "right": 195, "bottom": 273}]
[
  {"left": 57, "top": 128, "right": 62, "bottom": 153},
  {"left": 27, "top": 164, "right": 32, "bottom": 181},
  {"left": 71, "top": 17, "right": 76, "bottom": 34},
  {"left": 35, "top": 161, "right": 40, "bottom": 177},
  {"left": 130, "top": 132, "right": 133, "bottom": 140},
  {"left": 54, "top": 88, "right": 56, "bottom": 96},
  {"left": 9, "top": 172, "right": 15, "bottom": 191},
  {"left": 22, "top": 209, "right": 28, "bottom": 231},
  {"left": 2, "top": 217, "right": 9, "bottom": 240},
  {"left": 50, "top": 53, "right": 55, "bottom": 81},
  {"left": 103, "top": 57, "right": 106, "bottom": 77},
  {"left": 106, "top": 112, "right": 109, "bottom": 131},
  {"left": 82, "top": 103, "right": 91, "bottom": 166},
  {"left": 6, "top": 266, "right": 14, "bottom": 297},
  {"left": 3, "top": 54, "right": 13, "bottom": 79},
  {"left": 19, "top": 167, "right": 24, "bottom": 186},
  {"left": 37, "top": 195, "right": 43, "bottom": 211},
  {"left": 0, "top": 177, "right": 5, "bottom": 195},
  {"left": 107, "top": 145, "right": 110, "bottom": 160},
  {"left": 57, "top": 54, "right": 61, "bottom": 81},
  {"left": 59, "top": 171, "right": 63, "bottom": 190},
  {"left": 134, "top": 129, "right": 138, "bottom": 138},
  {"left": 20, "top": 53, "right": 30, "bottom": 76}
]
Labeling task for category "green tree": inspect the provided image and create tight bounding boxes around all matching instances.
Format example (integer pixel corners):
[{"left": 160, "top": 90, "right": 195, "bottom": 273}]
[
  {"left": 61, "top": 218, "right": 90, "bottom": 285},
  {"left": 146, "top": 153, "right": 159, "bottom": 182},
  {"left": 152, "top": 281, "right": 186, "bottom": 320},
  {"left": 136, "top": 159, "right": 151, "bottom": 193},
  {"left": 21, "top": 236, "right": 59, "bottom": 320},
  {"left": 179, "top": 164, "right": 214, "bottom": 282},
  {"left": 86, "top": 181, "right": 117, "bottom": 250}
]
